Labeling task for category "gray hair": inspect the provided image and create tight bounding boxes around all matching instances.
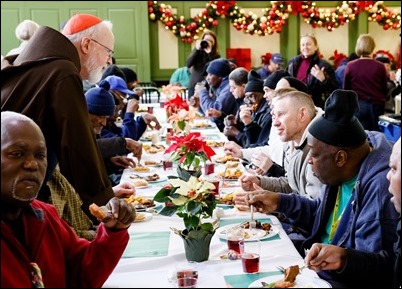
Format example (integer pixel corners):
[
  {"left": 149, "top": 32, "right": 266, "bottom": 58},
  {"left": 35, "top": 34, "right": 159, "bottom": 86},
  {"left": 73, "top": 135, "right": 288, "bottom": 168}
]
[{"left": 1, "top": 111, "right": 39, "bottom": 140}]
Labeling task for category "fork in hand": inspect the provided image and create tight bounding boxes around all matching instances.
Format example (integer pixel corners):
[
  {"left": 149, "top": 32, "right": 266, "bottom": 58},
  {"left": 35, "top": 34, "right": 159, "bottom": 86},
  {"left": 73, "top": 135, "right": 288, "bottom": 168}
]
[{"left": 275, "top": 265, "right": 309, "bottom": 273}]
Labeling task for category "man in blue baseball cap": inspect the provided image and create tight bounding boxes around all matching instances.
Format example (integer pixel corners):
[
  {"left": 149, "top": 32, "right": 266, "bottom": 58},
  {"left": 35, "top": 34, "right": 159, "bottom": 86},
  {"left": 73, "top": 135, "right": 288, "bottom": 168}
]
[
  {"left": 100, "top": 76, "right": 161, "bottom": 142},
  {"left": 257, "top": 52, "right": 285, "bottom": 80}
]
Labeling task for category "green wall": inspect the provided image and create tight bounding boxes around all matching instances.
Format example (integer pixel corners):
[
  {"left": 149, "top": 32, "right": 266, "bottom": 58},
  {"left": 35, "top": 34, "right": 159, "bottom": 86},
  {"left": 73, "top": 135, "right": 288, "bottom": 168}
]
[{"left": 2, "top": 1, "right": 400, "bottom": 83}]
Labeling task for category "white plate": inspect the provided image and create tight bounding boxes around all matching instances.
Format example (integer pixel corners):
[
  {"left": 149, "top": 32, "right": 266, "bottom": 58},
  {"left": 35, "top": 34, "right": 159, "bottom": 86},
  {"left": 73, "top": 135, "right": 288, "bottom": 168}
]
[
  {"left": 133, "top": 212, "right": 153, "bottom": 223},
  {"left": 134, "top": 184, "right": 150, "bottom": 189},
  {"left": 248, "top": 275, "right": 332, "bottom": 288},
  {"left": 217, "top": 224, "right": 279, "bottom": 241},
  {"left": 143, "top": 161, "right": 163, "bottom": 167},
  {"left": 147, "top": 175, "right": 168, "bottom": 183},
  {"left": 129, "top": 167, "right": 155, "bottom": 174}
]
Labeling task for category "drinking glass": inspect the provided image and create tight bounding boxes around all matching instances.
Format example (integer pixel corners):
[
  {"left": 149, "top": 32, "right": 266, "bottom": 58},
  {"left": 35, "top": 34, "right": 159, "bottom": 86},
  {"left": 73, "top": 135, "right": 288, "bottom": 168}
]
[
  {"left": 226, "top": 226, "right": 244, "bottom": 254},
  {"left": 240, "top": 239, "right": 261, "bottom": 273},
  {"left": 176, "top": 261, "right": 199, "bottom": 280}
]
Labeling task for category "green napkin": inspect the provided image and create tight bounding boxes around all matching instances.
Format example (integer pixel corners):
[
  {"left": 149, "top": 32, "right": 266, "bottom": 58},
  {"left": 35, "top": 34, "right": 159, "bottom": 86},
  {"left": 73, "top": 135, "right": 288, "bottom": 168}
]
[
  {"left": 224, "top": 271, "right": 282, "bottom": 288},
  {"left": 218, "top": 218, "right": 280, "bottom": 241},
  {"left": 122, "top": 231, "right": 170, "bottom": 258}
]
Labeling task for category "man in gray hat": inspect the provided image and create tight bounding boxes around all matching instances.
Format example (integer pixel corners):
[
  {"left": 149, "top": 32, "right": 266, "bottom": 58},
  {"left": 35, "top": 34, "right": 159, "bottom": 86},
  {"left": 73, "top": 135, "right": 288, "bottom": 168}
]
[{"left": 246, "top": 89, "right": 399, "bottom": 287}]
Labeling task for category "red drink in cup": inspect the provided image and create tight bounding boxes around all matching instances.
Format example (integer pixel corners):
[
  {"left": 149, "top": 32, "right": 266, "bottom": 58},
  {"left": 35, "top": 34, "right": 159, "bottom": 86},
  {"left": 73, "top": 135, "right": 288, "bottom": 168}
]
[
  {"left": 204, "top": 162, "right": 214, "bottom": 175},
  {"left": 211, "top": 179, "right": 220, "bottom": 196},
  {"left": 177, "top": 277, "right": 197, "bottom": 288},
  {"left": 176, "top": 270, "right": 198, "bottom": 279},
  {"left": 227, "top": 238, "right": 244, "bottom": 254},
  {"left": 241, "top": 253, "right": 260, "bottom": 273},
  {"left": 163, "top": 160, "right": 173, "bottom": 171},
  {"left": 147, "top": 106, "right": 154, "bottom": 114}
]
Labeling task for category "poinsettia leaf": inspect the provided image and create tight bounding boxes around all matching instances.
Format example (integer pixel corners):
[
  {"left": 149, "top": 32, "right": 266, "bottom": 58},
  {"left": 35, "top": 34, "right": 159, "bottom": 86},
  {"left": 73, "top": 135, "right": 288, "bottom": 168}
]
[
  {"left": 187, "top": 201, "right": 202, "bottom": 215},
  {"left": 200, "top": 222, "right": 214, "bottom": 233},
  {"left": 158, "top": 205, "right": 178, "bottom": 217},
  {"left": 183, "top": 215, "right": 200, "bottom": 231},
  {"left": 153, "top": 187, "right": 173, "bottom": 202},
  {"left": 178, "top": 120, "right": 185, "bottom": 130}
]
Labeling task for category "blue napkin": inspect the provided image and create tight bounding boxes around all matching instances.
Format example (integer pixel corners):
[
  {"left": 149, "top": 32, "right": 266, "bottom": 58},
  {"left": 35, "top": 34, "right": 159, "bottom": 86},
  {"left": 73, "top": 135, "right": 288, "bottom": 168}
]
[
  {"left": 219, "top": 218, "right": 280, "bottom": 241},
  {"left": 122, "top": 231, "right": 170, "bottom": 258},
  {"left": 224, "top": 271, "right": 282, "bottom": 288}
]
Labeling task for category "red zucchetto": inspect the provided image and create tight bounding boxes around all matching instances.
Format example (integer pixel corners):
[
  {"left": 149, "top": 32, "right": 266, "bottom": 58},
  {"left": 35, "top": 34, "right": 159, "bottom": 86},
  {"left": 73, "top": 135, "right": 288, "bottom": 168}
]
[{"left": 62, "top": 13, "right": 102, "bottom": 35}]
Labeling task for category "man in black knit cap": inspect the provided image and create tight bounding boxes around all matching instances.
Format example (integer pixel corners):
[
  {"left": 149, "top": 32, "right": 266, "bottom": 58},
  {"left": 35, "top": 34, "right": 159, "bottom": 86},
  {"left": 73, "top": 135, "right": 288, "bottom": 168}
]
[{"left": 247, "top": 89, "right": 399, "bottom": 288}]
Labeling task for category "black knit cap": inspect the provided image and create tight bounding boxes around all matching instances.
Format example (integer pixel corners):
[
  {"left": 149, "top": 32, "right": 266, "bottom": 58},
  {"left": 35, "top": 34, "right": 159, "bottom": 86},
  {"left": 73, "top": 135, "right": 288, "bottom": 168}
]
[
  {"left": 206, "top": 58, "right": 231, "bottom": 77},
  {"left": 283, "top": 76, "right": 309, "bottom": 94},
  {"left": 245, "top": 70, "right": 264, "bottom": 93},
  {"left": 263, "top": 70, "right": 290, "bottom": 89},
  {"left": 101, "top": 64, "right": 126, "bottom": 82},
  {"left": 121, "top": 67, "right": 138, "bottom": 83},
  {"left": 308, "top": 89, "right": 367, "bottom": 147}
]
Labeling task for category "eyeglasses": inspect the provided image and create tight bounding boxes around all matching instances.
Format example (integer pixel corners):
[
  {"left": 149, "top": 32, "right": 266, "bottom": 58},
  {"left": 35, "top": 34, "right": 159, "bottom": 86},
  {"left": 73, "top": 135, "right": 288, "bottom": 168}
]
[{"left": 90, "top": 38, "right": 114, "bottom": 58}]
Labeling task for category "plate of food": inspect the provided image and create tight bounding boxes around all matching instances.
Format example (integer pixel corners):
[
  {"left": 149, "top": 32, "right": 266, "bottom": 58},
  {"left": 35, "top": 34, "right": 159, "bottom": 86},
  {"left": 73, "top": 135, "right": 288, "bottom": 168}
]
[
  {"left": 216, "top": 168, "right": 243, "bottom": 180},
  {"left": 131, "top": 166, "right": 153, "bottom": 173},
  {"left": 206, "top": 140, "right": 225, "bottom": 148},
  {"left": 130, "top": 179, "right": 150, "bottom": 189},
  {"left": 143, "top": 160, "right": 163, "bottom": 167},
  {"left": 214, "top": 154, "right": 240, "bottom": 164},
  {"left": 143, "top": 144, "right": 165, "bottom": 154},
  {"left": 217, "top": 223, "right": 279, "bottom": 241},
  {"left": 124, "top": 195, "right": 155, "bottom": 211},
  {"left": 191, "top": 122, "right": 214, "bottom": 129},
  {"left": 133, "top": 212, "right": 153, "bottom": 223},
  {"left": 248, "top": 274, "right": 331, "bottom": 288},
  {"left": 217, "top": 192, "right": 237, "bottom": 205},
  {"left": 146, "top": 174, "right": 168, "bottom": 183}
]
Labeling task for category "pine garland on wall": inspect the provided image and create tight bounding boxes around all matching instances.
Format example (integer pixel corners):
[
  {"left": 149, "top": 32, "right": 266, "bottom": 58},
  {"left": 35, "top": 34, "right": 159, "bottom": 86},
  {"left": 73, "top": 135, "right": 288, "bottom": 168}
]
[{"left": 147, "top": 1, "right": 401, "bottom": 43}]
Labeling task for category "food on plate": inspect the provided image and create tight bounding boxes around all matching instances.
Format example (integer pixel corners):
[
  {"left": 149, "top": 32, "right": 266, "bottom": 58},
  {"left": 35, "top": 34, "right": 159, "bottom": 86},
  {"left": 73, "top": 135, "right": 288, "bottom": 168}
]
[
  {"left": 144, "top": 173, "right": 160, "bottom": 181},
  {"left": 206, "top": 140, "right": 224, "bottom": 148},
  {"left": 89, "top": 203, "right": 111, "bottom": 222},
  {"left": 131, "top": 179, "right": 149, "bottom": 187},
  {"left": 217, "top": 192, "right": 237, "bottom": 205},
  {"left": 215, "top": 154, "right": 239, "bottom": 164},
  {"left": 264, "top": 265, "right": 300, "bottom": 288},
  {"left": 135, "top": 212, "right": 146, "bottom": 221},
  {"left": 143, "top": 144, "right": 165, "bottom": 153},
  {"left": 193, "top": 121, "right": 212, "bottom": 128},
  {"left": 216, "top": 168, "right": 243, "bottom": 179},
  {"left": 144, "top": 160, "right": 162, "bottom": 166},
  {"left": 225, "top": 160, "right": 239, "bottom": 168},
  {"left": 132, "top": 166, "right": 151, "bottom": 172},
  {"left": 244, "top": 220, "right": 272, "bottom": 232},
  {"left": 125, "top": 195, "right": 155, "bottom": 207}
]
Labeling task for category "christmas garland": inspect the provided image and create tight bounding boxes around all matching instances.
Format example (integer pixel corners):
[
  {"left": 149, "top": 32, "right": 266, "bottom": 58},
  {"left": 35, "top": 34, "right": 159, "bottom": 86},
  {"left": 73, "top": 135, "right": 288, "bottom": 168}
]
[{"left": 147, "top": 1, "right": 401, "bottom": 43}]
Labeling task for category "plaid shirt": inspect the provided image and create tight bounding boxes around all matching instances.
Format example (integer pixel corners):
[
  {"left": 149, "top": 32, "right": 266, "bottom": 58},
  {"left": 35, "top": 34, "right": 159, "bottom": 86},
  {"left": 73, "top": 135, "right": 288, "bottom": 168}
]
[{"left": 47, "top": 165, "right": 97, "bottom": 240}]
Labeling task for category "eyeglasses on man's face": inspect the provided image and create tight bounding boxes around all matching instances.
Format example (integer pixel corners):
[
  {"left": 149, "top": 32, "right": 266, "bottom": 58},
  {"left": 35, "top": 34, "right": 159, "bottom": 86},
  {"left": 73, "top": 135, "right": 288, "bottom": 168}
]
[{"left": 90, "top": 38, "right": 114, "bottom": 58}]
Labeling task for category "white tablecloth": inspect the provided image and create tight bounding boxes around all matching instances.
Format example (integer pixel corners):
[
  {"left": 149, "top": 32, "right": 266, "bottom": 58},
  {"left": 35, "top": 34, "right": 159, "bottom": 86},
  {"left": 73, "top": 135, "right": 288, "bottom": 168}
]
[
  {"left": 103, "top": 211, "right": 320, "bottom": 288},
  {"left": 104, "top": 109, "right": 322, "bottom": 288}
]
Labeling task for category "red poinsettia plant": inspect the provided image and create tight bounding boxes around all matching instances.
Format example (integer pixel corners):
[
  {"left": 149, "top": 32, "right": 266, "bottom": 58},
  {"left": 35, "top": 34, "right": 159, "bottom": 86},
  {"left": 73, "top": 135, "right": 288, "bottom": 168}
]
[
  {"left": 164, "top": 132, "right": 215, "bottom": 170},
  {"left": 164, "top": 94, "right": 189, "bottom": 117}
]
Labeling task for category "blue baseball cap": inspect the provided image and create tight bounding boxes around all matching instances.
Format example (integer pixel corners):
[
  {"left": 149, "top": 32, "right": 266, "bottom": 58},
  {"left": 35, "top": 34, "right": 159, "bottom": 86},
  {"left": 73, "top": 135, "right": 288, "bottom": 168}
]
[
  {"left": 104, "top": 75, "right": 134, "bottom": 95},
  {"left": 271, "top": 53, "right": 284, "bottom": 65}
]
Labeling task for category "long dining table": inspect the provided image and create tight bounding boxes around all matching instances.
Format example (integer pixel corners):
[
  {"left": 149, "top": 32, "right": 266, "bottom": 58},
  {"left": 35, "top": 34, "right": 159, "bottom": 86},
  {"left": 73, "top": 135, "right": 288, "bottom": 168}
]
[{"left": 103, "top": 105, "right": 330, "bottom": 288}]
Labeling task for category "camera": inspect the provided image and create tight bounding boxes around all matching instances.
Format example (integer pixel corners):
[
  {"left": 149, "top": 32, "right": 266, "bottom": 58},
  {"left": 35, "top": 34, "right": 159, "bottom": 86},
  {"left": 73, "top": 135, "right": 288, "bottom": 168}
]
[{"left": 200, "top": 40, "right": 209, "bottom": 49}]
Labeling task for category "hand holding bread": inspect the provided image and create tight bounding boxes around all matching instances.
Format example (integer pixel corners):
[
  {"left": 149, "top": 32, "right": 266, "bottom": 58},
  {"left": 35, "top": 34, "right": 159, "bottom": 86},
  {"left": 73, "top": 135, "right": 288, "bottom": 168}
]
[{"left": 89, "top": 197, "right": 136, "bottom": 230}]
